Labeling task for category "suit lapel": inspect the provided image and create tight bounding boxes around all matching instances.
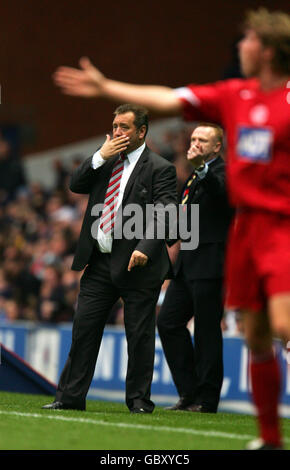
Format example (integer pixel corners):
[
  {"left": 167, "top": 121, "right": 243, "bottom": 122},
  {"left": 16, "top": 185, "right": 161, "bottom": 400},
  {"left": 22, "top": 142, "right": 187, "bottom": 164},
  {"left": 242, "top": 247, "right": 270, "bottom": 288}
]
[
  {"left": 189, "top": 179, "right": 202, "bottom": 203},
  {"left": 93, "top": 155, "right": 120, "bottom": 201},
  {"left": 188, "top": 156, "right": 223, "bottom": 203},
  {"left": 207, "top": 155, "right": 222, "bottom": 170},
  {"left": 102, "top": 155, "right": 120, "bottom": 182},
  {"left": 122, "top": 146, "right": 149, "bottom": 203}
]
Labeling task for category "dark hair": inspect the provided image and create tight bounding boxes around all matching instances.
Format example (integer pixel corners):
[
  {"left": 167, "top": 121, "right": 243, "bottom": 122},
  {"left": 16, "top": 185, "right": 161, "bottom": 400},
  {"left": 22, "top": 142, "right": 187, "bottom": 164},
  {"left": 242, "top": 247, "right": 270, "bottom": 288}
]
[{"left": 114, "top": 104, "right": 149, "bottom": 136}]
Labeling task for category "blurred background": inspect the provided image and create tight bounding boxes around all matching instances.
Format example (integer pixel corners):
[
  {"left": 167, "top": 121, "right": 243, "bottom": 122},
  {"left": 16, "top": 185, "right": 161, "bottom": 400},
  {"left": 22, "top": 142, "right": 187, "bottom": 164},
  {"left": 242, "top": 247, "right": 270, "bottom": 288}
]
[{"left": 0, "top": 0, "right": 289, "bottom": 410}]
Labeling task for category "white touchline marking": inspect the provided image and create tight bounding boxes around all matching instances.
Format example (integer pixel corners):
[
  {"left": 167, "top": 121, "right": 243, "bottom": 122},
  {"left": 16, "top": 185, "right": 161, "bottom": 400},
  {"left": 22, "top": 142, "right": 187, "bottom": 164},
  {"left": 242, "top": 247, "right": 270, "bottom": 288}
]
[
  {"left": 0, "top": 410, "right": 255, "bottom": 441},
  {"left": 1, "top": 410, "right": 289, "bottom": 444}
]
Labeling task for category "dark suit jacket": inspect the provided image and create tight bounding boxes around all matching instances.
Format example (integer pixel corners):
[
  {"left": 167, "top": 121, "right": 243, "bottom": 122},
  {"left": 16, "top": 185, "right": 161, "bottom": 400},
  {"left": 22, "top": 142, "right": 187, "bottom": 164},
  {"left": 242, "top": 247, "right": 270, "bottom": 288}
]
[
  {"left": 174, "top": 156, "right": 233, "bottom": 280},
  {"left": 69, "top": 145, "right": 177, "bottom": 287}
]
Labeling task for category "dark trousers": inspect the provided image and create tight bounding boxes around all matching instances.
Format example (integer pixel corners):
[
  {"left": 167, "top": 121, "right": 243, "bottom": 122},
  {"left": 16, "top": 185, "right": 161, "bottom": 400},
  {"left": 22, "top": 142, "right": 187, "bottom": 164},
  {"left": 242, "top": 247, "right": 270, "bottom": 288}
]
[
  {"left": 56, "top": 250, "right": 161, "bottom": 412},
  {"left": 157, "top": 271, "right": 224, "bottom": 411}
]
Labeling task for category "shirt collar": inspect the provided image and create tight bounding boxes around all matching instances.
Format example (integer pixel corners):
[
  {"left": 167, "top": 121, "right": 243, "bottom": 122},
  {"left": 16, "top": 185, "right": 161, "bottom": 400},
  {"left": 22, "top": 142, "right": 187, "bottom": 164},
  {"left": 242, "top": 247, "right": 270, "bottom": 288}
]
[
  {"left": 124, "top": 142, "right": 146, "bottom": 164},
  {"left": 207, "top": 155, "right": 219, "bottom": 165}
]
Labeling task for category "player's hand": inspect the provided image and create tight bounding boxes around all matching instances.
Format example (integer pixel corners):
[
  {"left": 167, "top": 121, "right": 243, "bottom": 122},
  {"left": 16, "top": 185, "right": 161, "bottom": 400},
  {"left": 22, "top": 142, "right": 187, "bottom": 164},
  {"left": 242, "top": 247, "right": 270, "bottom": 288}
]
[
  {"left": 99, "top": 134, "right": 129, "bottom": 160},
  {"left": 128, "top": 250, "right": 148, "bottom": 271},
  {"left": 187, "top": 144, "right": 205, "bottom": 169},
  {"left": 53, "top": 57, "right": 105, "bottom": 98}
]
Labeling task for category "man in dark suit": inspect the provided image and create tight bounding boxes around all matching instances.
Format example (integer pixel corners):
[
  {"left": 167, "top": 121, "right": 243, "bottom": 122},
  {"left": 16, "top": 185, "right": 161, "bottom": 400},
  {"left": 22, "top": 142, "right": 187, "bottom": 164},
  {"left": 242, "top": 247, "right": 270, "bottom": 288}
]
[
  {"left": 42, "top": 104, "right": 177, "bottom": 413},
  {"left": 157, "top": 122, "right": 233, "bottom": 413}
]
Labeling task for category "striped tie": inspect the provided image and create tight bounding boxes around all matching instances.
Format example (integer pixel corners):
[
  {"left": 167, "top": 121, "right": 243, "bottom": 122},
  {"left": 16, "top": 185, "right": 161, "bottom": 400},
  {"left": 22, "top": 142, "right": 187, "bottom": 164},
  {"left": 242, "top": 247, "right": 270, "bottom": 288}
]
[
  {"left": 100, "top": 153, "right": 127, "bottom": 234},
  {"left": 181, "top": 172, "right": 196, "bottom": 206}
]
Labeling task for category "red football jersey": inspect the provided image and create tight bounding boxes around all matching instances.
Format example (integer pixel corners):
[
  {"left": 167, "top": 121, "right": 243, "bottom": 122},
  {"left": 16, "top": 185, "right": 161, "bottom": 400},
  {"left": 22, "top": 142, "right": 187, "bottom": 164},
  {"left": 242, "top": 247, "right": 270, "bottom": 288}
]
[{"left": 176, "top": 78, "right": 290, "bottom": 214}]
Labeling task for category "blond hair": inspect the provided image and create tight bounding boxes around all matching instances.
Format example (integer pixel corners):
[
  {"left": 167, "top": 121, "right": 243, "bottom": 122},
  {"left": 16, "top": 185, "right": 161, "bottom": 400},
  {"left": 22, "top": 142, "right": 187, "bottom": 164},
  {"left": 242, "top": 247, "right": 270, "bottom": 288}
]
[
  {"left": 195, "top": 122, "right": 224, "bottom": 144},
  {"left": 244, "top": 8, "right": 290, "bottom": 74}
]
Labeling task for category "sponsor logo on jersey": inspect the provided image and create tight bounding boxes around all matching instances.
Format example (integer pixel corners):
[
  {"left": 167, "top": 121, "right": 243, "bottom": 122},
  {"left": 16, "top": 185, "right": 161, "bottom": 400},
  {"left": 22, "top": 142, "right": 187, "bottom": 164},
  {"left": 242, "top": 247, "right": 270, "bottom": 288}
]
[{"left": 236, "top": 126, "right": 273, "bottom": 163}]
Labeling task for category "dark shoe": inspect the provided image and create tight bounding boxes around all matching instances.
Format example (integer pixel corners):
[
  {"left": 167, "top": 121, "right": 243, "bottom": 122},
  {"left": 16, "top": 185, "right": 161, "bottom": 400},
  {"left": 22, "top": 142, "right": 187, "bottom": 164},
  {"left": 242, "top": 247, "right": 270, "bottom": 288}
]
[
  {"left": 245, "top": 438, "right": 283, "bottom": 450},
  {"left": 41, "top": 401, "right": 85, "bottom": 411},
  {"left": 185, "top": 404, "right": 217, "bottom": 413},
  {"left": 130, "top": 407, "right": 152, "bottom": 414},
  {"left": 165, "top": 397, "right": 195, "bottom": 411}
]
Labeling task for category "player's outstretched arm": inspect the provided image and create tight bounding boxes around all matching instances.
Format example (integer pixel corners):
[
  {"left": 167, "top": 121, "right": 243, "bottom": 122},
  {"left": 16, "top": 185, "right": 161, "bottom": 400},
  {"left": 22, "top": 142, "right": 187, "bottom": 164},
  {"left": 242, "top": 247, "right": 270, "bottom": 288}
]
[{"left": 53, "top": 57, "right": 182, "bottom": 115}]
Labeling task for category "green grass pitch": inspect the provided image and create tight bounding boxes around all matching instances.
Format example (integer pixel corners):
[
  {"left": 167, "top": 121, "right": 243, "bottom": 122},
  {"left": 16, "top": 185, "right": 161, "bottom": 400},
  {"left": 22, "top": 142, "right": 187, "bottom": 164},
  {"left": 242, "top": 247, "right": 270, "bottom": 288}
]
[{"left": 0, "top": 392, "right": 289, "bottom": 450}]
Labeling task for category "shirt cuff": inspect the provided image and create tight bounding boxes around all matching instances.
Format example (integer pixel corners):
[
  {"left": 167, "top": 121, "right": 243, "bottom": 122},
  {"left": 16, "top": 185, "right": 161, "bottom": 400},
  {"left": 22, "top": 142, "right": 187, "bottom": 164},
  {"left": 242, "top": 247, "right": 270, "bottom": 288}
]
[
  {"left": 91, "top": 150, "right": 106, "bottom": 170},
  {"left": 174, "top": 87, "right": 201, "bottom": 107},
  {"left": 195, "top": 163, "right": 209, "bottom": 179}
]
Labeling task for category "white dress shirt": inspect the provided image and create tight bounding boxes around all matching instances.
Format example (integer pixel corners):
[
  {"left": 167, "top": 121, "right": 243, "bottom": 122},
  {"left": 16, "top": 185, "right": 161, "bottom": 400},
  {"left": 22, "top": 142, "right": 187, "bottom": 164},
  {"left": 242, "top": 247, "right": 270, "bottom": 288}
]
[{"left": 91, "top": 142, "right": 146, "bottom": 253}]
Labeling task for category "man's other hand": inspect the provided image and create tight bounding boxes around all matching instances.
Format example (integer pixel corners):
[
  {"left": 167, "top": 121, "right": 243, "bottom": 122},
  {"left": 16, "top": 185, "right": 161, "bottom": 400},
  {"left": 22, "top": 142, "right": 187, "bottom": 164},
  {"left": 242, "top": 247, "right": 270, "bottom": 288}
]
[{"left": 128, "top": 250, "right": 148, "bottom": 271}]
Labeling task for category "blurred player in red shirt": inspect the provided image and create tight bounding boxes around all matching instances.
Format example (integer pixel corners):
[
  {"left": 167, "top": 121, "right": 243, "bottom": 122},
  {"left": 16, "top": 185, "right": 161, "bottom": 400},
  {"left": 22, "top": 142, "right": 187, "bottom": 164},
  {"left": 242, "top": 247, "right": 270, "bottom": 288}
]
[{"left": 54, "top": 8, "right": 290, "bottom": 450}]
